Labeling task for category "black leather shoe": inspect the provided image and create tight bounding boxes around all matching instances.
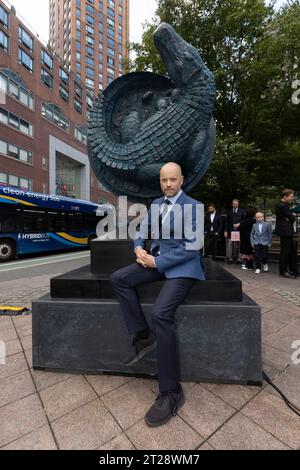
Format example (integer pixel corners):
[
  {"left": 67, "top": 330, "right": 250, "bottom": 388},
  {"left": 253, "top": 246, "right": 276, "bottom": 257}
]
[
  {"left": 124, "top": 331, "right": 156, "bottom": 366},
  {"left": 280, "top": 272, "right": 296, "bottom": 279},
  {"left": 145, "top": 385, "right": 185, "bottom": 427}
]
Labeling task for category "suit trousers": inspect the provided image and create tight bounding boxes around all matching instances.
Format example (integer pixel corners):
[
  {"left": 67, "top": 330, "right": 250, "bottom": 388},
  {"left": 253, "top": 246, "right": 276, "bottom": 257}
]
[
  {"left": 254, "top": 244, "right": 268, "bottom": 270},
  {"left": 110, "top": 263, "right": 197, "bottom": 392},
  {"left": 279, "top": 236, "right": 298, "bottom": 275},
  {"left": 205, "top": 233, "right": 219, "bottom": 258}
]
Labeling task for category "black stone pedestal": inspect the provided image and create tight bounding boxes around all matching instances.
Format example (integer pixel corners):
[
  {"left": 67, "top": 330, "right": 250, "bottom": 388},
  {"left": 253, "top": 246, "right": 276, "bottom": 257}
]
[{"left": 32, "top": 240, "right": 263, "bottom": 385}]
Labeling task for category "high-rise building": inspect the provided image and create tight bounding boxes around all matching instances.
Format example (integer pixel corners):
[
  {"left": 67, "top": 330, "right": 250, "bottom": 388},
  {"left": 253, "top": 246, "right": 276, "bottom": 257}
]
[
  {"left": 49, "top": 0, "right": 129, "bottom": 97},
  {"left": 0, "top": 0, "right": 115, "bottom": 204}
]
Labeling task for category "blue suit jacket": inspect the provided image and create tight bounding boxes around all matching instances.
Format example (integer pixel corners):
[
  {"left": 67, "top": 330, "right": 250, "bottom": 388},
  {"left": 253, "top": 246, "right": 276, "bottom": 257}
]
[
  {"left": 134, "top": 191, "right": 205, "bottom": 281},
  {"left": 250, "top": 222, "right": 273, "bottom": 246}
]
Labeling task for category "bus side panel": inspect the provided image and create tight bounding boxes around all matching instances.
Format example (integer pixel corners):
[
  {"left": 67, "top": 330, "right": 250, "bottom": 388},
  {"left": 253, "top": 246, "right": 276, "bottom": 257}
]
[{"left": 17, "top": 232, "right": 88, "bottom": 255}]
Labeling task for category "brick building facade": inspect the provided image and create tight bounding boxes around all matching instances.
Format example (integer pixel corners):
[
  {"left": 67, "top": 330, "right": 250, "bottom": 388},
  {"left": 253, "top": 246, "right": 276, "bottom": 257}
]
[{"left": 0, "top": 0, "right": 118, "bottom": 204}]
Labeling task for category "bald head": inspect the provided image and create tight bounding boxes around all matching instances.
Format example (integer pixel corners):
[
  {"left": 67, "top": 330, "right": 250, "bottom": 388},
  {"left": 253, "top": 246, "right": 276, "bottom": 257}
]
[
  {"left": 160, "top": 162, "right": 183, "bottom": 198},
  {"left": 160, "top": 162, "right": 182, "bottom": 177}
]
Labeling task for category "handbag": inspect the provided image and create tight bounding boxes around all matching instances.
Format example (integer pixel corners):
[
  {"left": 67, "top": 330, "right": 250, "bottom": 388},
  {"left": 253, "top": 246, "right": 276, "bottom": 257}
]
[{"left": 231, "top": 231, "right": 240, "bottom": 242}]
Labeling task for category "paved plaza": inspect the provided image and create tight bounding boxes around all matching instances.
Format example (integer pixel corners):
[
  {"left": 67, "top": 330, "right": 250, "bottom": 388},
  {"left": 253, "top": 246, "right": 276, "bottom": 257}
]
[{"left": 0, "top": 262, "right": 299, "bottom": 450}]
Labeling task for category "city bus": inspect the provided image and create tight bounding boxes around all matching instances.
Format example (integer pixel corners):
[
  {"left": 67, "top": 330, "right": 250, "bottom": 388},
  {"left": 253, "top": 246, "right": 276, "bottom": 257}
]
[{"left": 0, "top": 186, "right": 104, "bottom": 262}]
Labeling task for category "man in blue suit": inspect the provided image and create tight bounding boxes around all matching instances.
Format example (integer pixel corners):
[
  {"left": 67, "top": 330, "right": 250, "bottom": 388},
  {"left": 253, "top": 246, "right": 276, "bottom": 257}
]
[{"left": 110, "top": 162, "right": 205, "bottom": 427}]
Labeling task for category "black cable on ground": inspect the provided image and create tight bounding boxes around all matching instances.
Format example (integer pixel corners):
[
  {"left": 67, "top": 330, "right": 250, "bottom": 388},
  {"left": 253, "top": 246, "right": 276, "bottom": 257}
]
[{"left": 263, "top": 371, "right": 300, "bottom": 418}]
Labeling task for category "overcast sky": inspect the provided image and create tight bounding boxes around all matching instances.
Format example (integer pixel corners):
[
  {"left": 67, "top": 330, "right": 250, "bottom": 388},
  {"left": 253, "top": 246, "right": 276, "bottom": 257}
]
[{"left": 9, "top": 0, "right": 286, "bottom": 45}]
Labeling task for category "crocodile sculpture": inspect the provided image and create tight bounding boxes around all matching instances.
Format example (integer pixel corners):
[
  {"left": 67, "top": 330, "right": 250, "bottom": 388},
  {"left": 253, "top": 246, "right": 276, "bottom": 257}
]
[{"left": 87, "top": 22, "right": 216, "bottom": 202}]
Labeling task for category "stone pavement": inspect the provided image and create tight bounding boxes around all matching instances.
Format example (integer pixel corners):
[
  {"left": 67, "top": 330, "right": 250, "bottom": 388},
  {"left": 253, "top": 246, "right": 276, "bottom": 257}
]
[{"left": 0, "top": 263, "right": 299, "bottom": 450}]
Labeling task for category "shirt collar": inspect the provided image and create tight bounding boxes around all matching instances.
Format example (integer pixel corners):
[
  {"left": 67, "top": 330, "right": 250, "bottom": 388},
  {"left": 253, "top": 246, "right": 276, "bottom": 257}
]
[{"left": 164, "top": 189, "right": 183, "bottom": 205}]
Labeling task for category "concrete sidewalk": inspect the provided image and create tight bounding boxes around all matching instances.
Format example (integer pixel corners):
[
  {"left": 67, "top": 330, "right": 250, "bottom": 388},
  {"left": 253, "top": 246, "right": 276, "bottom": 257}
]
[{"left": 0, "top": 263, "right": 299, "bottom": 450}]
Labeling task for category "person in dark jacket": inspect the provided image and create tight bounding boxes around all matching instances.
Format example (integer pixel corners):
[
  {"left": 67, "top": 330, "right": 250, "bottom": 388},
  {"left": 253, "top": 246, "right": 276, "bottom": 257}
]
[
  {"left": 275, "top": 189, "right": 298, "bottom": 278},
  {"left": 204, "top": 203, "right": 223, "bottom": 260},
  {"left": 224, "top": 199, "right": 245, "bottom": 262},
  {"left": 234, "top": 207, "right": 256, "bottom": 270}
]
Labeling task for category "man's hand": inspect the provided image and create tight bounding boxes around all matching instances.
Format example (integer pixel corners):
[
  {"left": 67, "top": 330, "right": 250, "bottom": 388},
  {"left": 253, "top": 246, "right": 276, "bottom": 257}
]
[
  {"left": 233, "top": 223, "right": 240, "bottom": 229},
  {"left": 136, "top": 249, "right": 156, "bottom": 269},
  {"left": 135, "top": 248, "right": 156, "bottom": 269},
  {"left": 224, "top": 231, "right": 228, "bottom": 239}
]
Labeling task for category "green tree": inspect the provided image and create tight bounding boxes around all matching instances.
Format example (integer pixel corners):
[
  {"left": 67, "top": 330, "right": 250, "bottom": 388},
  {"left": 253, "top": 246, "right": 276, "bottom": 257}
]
[{"left": 130, "top": 0, "right": 300, "bottom": 207}]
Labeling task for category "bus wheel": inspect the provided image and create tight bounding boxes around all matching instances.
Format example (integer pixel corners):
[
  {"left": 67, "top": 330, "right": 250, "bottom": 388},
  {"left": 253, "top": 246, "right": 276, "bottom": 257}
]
[{"left": 0, "top": 239, "right": 16, "bottom": 262}]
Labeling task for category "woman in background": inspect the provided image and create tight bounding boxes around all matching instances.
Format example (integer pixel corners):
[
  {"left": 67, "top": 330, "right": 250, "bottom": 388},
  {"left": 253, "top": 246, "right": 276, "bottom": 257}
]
[{"left": 234, "top": 207, "right": 257, "bottom": 270}]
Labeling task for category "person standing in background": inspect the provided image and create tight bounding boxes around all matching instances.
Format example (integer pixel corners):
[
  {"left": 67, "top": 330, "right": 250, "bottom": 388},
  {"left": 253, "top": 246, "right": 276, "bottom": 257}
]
[
  {"left": 224, "top": 199, "right": 245, "bottom": 263},
  {"left": 235, "top": 207, "right": 256, "bottom": 270},
  {"left": 204, "top": 204, "right": 223, "bottom": 260},
  {"left": 275, "top": 189, "right": 299, "bottom": 278},
  {"left": 251, "top": 212, "right": 273, "bottom": 274}
]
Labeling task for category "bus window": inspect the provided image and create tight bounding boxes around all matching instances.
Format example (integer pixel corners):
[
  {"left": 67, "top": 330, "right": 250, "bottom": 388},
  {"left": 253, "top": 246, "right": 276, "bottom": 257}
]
[
  {"left": 68, "top": 213, "right": 84, "bottom": 232},
  {"left": 0, "top": 210, "right": 21, "bottom": 233},
  {"left": 23, "top": 210, "right": 47, "bottom": 233},
  {"left": 48, "top": 212, "right": 67, "bottom": 232}
]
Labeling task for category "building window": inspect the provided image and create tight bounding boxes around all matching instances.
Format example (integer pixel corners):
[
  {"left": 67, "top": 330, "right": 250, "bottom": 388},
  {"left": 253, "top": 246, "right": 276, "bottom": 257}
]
[
  {"left": 0, "top": 72, "right": 34, "bottom": 109},
  {"left": 75, "top": 82, "right": 82, "bottom": 99},
  {"left": 0, "top": 30, "right": 9, "bottom": 52},
  {"left": 86, "top": 3, "right": 94, "bottom": 14},
  {"left": 86, "top": 35, "right": 94, "bottom": 46},
  {"left": 41, "top": 68, "right": 53, "bottom": 88},
  {"left": 107, "top": 47, "right": 115, "bottom": 57},
  {"left": 74, "top": 99, "right": 82, "bottom": 114},
  {"left": 0, "top": 107, "right": 33, "bottom": 136},
  {"left": 85, "top": 78, "right": 94, "bottom": 89},
  {"left": 86, "top": 94, "right": 93, "bottom": 108},
  {"left": 41, "top": 49, "right": 53, "bottom": 70},
  {"left": 86, "top": 24, "right": 94, "bottom": 35},
  {"left": 59, "top": 67, "right": 69, "bottom": 85},
  {"left": 107, "top": 27, "right": 115, "bottom": 37},
  {"left": 0, "top": 172, "right": 32, "bottom": 190},
  {"left": 0, "top": 138, "right": 33, "bottom": 164},
  {"left": 86, "top": 67, "right": 94, "bottom": 78},
  {"left": 107, "top": 17, "right": 115, "bottom": 28},
  {"left": 59, "top": 85, "right": 69, "bottom": 102},
  {"left": 86, "top": 56, "right": 95, "bottom": 67},
  {"left": 86, "top": 45, "right": 94, "bottom": 56},
  {"left": 42, "top": 157, "right": 47, "bottom": 170},
  {"left": 0, "top": 5, "right": 9, "bottom": 28},
  {"left": 19, "top": 26, "right": 33, "bottom": 52},
  {"left": 107, "top": 56, "right": 115, "bottom": 66},
  {"left": 107, "top": 8, "right": 115, "bottom": 17},
  {"left": 18, "top": 48, "right": 33, "bottom": 72},
  {"left": 85, "top": 13, "right": 94, "bottom": 25},
  {"left": 107, "top": 67, "right": 115, "bottom": 77},
  {"left": 74, "top": 127, "right": 87, "bottom": 145},
  {"left": 41, "top": 103, "right": 69, "bottom": 132}
]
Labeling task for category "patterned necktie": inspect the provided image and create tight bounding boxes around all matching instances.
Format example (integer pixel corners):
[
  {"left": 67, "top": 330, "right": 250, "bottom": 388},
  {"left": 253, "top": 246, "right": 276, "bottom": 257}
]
[
  {"left": 159, "top": 199, "right": 172, "bottom": 236},
  {"left": 151, "top": 199, "right": 172, "bottom": 256}
]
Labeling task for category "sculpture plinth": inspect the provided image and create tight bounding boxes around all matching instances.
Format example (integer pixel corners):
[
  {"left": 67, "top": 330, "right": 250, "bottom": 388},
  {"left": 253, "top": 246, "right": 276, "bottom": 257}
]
[{"left": 32, "top": 240, "right": 262, "bottom": 386}]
